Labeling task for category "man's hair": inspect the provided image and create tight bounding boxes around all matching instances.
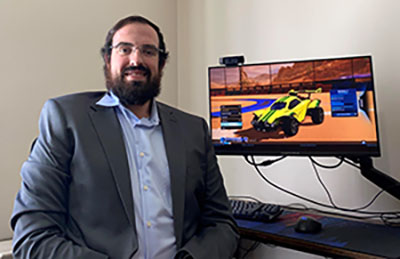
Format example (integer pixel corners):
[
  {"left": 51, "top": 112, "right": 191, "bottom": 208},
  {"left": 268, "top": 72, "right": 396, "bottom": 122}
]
[{"left": 100, "top": 15, "right": 169, "bottom": 69}]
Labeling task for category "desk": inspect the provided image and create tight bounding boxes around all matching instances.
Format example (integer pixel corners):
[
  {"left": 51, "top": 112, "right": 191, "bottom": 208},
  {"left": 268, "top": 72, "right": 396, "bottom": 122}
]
[{"left": 236, "top": 210, "right": 400, "bottom": 258}]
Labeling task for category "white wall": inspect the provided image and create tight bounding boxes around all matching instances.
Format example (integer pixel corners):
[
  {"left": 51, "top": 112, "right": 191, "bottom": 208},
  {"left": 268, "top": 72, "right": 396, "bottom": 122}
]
[
  {"left": 178, "top": 0, "right": 400, "bottom": 257},
  {"left": 0, "top": 0, "right": 178, "bottom": 240}
]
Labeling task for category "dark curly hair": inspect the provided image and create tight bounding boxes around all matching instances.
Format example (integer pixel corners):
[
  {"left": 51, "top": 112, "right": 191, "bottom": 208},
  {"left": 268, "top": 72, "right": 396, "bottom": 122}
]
[{"left": 100, "top": 15, "right": 169, "bottom": 69}]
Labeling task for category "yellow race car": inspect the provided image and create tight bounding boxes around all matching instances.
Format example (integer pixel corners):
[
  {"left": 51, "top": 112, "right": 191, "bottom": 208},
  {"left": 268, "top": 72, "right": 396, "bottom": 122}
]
[{"left": 251, "top": 88, "right": 324, "bottom": 136}]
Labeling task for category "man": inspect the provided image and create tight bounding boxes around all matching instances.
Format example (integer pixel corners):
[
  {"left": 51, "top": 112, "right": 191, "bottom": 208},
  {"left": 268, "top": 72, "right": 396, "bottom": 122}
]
[{"left": 11, "top": 15, "right": 239, "bottom": 259}]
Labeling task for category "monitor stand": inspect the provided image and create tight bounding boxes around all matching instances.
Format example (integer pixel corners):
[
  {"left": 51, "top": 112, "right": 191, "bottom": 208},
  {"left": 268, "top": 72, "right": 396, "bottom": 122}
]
[{"left": 355, "top": 156, "right": 400, "bottom": 201}]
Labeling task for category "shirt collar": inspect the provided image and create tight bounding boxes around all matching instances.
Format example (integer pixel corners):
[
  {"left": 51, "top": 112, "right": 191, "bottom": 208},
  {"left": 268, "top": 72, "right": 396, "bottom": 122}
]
[
  {"left": 96, "top": 91, "right": 120, "bottom": 107},
  {"left": 96, "top": 91, "right": 160, "bottom": 126}
]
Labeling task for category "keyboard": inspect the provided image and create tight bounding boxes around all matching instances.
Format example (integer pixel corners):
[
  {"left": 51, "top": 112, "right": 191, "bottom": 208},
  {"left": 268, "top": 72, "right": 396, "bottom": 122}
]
[{"left": 229, "top": 199, "right": 283, "bottom": 222}]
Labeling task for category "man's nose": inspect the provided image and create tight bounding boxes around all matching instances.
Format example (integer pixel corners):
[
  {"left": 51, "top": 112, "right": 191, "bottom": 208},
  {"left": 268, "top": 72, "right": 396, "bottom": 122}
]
[{"left": 129, "top": 48, "right": 144, "bottom": 66}]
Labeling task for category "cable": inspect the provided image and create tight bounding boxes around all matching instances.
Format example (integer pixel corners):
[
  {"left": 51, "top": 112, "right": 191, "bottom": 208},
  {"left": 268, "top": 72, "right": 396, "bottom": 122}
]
[
  {"left": 228, "top": 195, "right": 262, "bottom": 203},
  {"left": 246, "top": 155, "right": 400, "bottom": 216},
  {"left": 342, "top": 157, "right": 361, "bottom": 169},
  {"left": 229, "top": 194, "right": 400, "bottom": 224},
  {"left": 309, "top": 158, "right": 338, "bottom": 208},
  {"left": 309, "top": 157, "right": 386, "bottom": 211},
  {"left": 283, "top": 203, "right": 383, "bottom": 220},
  {"left": 229, "top": 195, "right": 399, "bottom": 222},
  {"left": 249, "top": 155, "right": 336, "bottom": 209},
  {"left": 351, "top": 190, "right": 385, "bottom": 211},
  {"left": 244, "top": 155, "right": 286, "bottom": 167},
  {"left": 381, "top": 213, "right": 400, "bottom": 227},
  {"left": 309, "top": 156, "right": 344, "bottom": 169}
]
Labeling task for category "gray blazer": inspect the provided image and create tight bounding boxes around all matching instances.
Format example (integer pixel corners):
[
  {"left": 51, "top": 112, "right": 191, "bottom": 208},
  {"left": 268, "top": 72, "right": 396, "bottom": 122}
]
[{"left": 11, "top": 92, "right": 239, "bottom": 259}]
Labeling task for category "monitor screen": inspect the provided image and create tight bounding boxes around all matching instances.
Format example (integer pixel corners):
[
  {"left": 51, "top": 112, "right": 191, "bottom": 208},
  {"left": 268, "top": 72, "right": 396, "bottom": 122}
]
[{"left": 208, "top": 55, "right": 380, "bottom": 156}]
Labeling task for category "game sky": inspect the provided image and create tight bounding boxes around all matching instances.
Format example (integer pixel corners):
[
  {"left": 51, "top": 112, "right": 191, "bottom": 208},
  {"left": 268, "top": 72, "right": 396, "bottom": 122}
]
[{"left": 209, "top": 57, "right": 378, "bottom": 145}]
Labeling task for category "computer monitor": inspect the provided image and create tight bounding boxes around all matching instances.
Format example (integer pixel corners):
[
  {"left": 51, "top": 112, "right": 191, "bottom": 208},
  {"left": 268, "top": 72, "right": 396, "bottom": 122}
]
[{"left": 208, "top": 55, "right": 380, "bottom": 156}]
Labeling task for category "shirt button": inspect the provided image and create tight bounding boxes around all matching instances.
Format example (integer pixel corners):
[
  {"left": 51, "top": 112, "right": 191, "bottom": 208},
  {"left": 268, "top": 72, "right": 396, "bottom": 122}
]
[
  {"left": 146, "top": 221, "right": 151, "bottom": 228},
  {"left": 139, "top": 152, "right": 144, "bottom": 157},
  {"left": 143, "top": 185, "right": 148, "bottom": 191}
]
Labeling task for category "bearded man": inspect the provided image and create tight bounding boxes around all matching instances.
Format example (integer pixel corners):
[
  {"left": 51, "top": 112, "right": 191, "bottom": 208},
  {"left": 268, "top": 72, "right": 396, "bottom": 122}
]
[{"left": 11, "top": 15, "right": 239, "bottom": 259}]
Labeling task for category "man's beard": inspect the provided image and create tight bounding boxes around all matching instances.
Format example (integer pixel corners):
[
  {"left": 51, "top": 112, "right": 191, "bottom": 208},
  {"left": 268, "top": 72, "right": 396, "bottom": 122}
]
[{"left": 105, "top": 65, "right": 161, "bottom": 106}]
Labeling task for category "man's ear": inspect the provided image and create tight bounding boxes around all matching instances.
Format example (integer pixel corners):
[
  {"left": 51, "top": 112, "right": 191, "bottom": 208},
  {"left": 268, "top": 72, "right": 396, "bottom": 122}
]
[
  {"left": 104, "top": 54, "right": 111, "bottom": 69},
  {"left": 159, "top": 59, "right": 166, "bottom": 71}
]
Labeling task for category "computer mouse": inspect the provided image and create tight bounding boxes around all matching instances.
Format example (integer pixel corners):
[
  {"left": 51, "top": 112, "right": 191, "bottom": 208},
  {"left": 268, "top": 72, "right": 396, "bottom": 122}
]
[{"left": 294, "top": 216, "right": 322, "bottom": 234}]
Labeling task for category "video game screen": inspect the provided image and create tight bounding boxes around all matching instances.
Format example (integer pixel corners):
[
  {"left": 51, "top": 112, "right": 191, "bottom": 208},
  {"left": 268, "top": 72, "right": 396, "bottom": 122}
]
[{"left": 208, "top": 55, "right": 380, "bottom": 156}]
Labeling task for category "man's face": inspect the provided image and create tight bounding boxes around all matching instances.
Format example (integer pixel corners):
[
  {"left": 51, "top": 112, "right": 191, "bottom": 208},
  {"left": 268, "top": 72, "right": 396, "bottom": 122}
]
[{"left": 105, "top": 22, "right": 163, "bottom": 105}]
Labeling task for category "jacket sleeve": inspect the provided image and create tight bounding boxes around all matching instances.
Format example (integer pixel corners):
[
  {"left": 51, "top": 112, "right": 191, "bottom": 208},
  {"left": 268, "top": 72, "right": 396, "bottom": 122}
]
[
  {"left": 10, "top": 99, "right": 108, "bottom": 259},
  {"left": 176, "top": 119, "right": 239, "bottom": 259}
]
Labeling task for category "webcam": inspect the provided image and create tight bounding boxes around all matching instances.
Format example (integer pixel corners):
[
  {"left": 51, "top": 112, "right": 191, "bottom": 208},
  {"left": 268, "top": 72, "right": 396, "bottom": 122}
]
[{"left": 219, "top": 55, "right": 245, "bottom": 66}]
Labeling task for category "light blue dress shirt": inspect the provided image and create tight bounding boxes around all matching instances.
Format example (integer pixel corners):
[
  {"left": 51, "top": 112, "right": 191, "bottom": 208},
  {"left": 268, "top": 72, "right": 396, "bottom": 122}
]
[{"left": 97, "top": 92, "right": 176, "bottom": 259}]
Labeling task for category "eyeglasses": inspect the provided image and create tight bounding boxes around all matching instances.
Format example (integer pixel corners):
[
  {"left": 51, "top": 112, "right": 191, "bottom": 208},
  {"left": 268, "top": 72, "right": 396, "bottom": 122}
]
[{"left": 110, "top": 42, "right": 164, "bottom": 57}]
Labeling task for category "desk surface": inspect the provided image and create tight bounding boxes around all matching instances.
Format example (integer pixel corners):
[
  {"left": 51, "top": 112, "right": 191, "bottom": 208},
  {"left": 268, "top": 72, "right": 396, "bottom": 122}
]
[{"left": 236, "top": 210, "right": 400, "bottom": 259}]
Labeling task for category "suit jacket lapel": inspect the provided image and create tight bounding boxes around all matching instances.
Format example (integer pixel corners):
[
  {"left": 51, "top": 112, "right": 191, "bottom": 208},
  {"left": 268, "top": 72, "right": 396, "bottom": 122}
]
[
  {"left": 158, "top": 102, "right": 186, "bottom": 248},
  {"left": 88, "top": 103, "right": 135, "bottom": 229}
]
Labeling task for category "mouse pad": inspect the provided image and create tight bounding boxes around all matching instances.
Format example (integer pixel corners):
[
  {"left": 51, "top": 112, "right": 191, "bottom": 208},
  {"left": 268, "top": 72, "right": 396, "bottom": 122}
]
[{"left": 236, "top": 210, "right": 400, "bottom": 258}]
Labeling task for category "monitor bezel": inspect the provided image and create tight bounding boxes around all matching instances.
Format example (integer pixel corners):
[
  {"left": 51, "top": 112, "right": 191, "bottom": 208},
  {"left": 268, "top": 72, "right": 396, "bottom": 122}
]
[{"left": 208, "top": 55, "right": 381, "bottom": 157}]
